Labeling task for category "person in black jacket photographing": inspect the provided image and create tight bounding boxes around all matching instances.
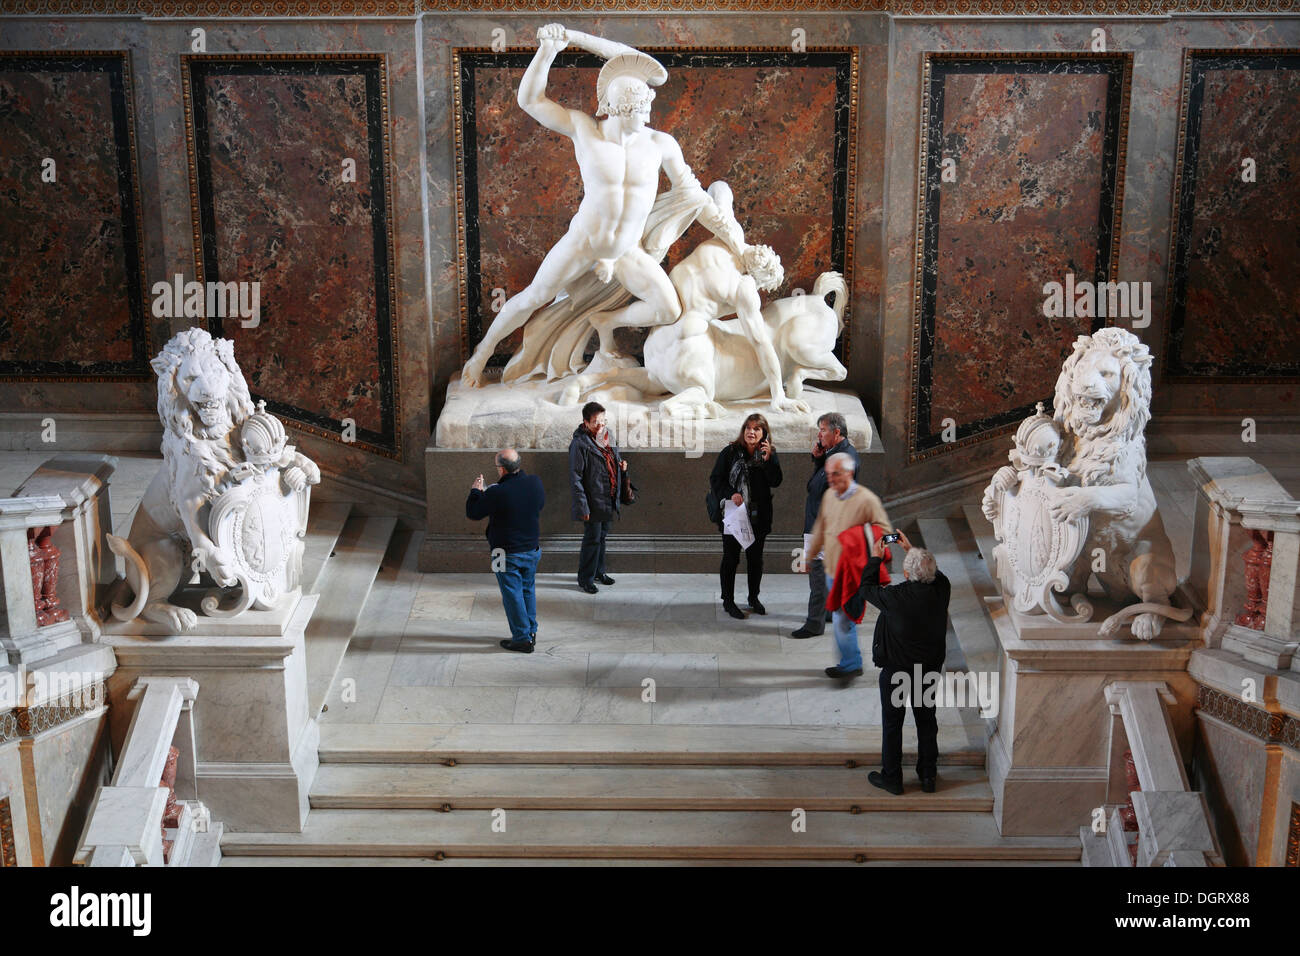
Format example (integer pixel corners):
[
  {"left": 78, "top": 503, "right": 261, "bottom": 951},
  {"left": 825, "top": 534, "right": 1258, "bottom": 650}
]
[
  {"left": 709, "top": 413, "right": 782, "bottom": 619},
  {"left": 849, "top": 530, "right": 950, "bottom": 795}
]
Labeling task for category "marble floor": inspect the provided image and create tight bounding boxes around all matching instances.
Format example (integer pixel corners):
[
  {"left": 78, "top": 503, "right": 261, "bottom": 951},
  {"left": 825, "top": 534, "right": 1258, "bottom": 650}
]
[{"left": 320, "top": 534, "right": 988, "bottom": 744}]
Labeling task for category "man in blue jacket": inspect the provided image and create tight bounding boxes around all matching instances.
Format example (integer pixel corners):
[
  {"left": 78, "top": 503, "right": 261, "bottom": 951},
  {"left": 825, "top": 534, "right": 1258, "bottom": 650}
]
[{"left": 466, "top": 448, "right": 546, "bottom": 653}]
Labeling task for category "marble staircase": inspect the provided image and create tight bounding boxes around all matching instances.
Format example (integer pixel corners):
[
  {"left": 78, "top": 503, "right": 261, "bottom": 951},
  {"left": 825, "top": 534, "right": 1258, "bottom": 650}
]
[
  {"left": 219, "top": 511, "right": 1085, "bottom": 864},
  {"left": 302, "top": 507, "right": 399, "bottom": 720},
  {"left": 218, "top": 721, "right": 1078, "bottom": 864}
]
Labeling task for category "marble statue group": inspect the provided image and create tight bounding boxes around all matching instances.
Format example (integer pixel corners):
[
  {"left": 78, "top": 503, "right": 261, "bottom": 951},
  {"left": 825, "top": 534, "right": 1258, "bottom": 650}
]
[{"left": 460, "top": 23, "right": 847, "bottom": 418}]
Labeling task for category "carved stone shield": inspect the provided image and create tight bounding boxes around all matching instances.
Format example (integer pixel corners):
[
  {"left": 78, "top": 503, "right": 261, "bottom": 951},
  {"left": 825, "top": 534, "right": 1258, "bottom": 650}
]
[
  {"left": 991, "top": 470, "right": 1092, "bottom": 622},
  {"left": 205, "top": 468, "right": 308, "bottom": 616}
]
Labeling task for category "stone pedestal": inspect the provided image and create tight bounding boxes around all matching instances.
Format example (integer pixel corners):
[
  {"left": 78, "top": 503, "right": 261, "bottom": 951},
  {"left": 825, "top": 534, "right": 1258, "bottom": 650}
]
[
  {"left": 101, "top": 592, "right": 320, "bottom": 833},
  {"left": 987, "top": 599, "right": 1200, "bottom": 837},
  {"left": 424, "top": 386, "right": 883, "bottom": 573}
]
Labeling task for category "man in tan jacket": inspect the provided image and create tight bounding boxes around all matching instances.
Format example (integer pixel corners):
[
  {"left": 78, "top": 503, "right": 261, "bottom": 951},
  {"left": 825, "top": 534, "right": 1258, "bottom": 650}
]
[{"left": 806, "top": 452, "right": 890, "bottom": 679}]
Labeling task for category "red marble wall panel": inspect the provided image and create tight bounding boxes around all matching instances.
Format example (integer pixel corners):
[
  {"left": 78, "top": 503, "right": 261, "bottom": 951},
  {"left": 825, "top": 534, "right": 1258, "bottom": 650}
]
[
  {"left": 0, "top": 53, "right": 148, "bottom": 378},
  {"left": 187, "top": 56, "right": 399, "bottom": 455},
  {"left": 1167, "top": 51, "right": 1300, "bottom": 380},
  {"left": 911, "top": 54, "right": 1130, "bottom": 458}
]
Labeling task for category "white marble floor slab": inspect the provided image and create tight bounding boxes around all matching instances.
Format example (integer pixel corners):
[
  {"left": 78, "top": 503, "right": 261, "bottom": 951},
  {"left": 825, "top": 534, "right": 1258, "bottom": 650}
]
[{"left": 324, "top": 564, "right": 994, "bottom": 738}]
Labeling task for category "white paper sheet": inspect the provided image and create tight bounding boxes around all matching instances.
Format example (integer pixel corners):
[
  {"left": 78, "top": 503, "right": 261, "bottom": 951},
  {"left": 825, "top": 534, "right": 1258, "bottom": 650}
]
[{"left": 723, "top": 499, "right": 755, "bottom": 550}]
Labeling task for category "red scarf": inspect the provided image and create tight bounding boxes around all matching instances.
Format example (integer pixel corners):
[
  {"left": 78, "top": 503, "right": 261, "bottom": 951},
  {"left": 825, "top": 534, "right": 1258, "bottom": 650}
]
[
  {"left": 826, "top": 523, "right": 892, "bottom": 622},
  {"left": 595, "top": 426, "right": 618, "bottom": 503}
]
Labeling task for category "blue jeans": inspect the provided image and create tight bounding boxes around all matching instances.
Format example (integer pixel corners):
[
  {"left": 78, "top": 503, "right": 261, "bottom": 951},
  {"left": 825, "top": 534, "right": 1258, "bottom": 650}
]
[
  {"left": 495, "top": 548, "right": 540, "bottom": 642},
  {"left": 826, "top": 571, "right": 862, "bottom": 670},
  {"left": 578, "top": 519, "right": 610, "bottom": 586}
]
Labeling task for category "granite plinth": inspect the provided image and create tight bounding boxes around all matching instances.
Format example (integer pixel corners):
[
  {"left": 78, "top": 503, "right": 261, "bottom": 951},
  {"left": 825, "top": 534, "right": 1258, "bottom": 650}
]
[
  {"left": 426, "top": 388, "right": 883, "bottom": 573},
  {"left": 421, "top": 440, "right": 885, "bottom": 575}
]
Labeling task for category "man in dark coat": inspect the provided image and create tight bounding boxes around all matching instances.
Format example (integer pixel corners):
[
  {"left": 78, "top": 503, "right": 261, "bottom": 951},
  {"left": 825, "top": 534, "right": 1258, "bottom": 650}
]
[
  {"left": 791, "top": 411, "right": 859, "bottom": 639},
  {"left": 568, "top": 401, "right": 626, "bottom": 594},
  {"left": 850, "top": 530, "right": 950, "bottom": 794},
  {"left": 465, "top": 448, "right": 546, "bottom": 653}
]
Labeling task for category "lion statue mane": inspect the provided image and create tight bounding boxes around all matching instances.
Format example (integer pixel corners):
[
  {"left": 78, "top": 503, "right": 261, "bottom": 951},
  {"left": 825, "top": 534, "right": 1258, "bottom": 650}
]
[
  {"left": 107, "top": 327, "right": 318, "bottom": 631},
  {"left": 1046, "top": 326, "right": 1186, "bottom": 639}
]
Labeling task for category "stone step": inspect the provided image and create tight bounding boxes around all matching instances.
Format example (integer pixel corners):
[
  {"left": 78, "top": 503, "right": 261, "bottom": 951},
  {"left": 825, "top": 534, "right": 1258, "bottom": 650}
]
[
  {"left": 318, "top": 723, "right": 987, "bottom": 767},
  {"left": 310, "top": 764, "right": 993, "bottom": 812},
  {"left": 304, "top": 513, "right": 399, "bottom": 718},
  {"left": 301, "top": 501, "right": 353, "bottom": 595},
  {"left": 221, "top": 855, "right": 1073, "bottom": 867},
  {"left": 220, "top": 808, "right": 1080, "bottom": 861}
]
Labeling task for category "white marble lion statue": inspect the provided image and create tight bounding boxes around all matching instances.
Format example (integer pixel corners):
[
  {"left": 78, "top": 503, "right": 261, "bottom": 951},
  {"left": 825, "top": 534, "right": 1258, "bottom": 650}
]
[
  {"left": 1045, "top": 327, "right": 1184, "bottom": 639},
  {"left": 107, "top": 328, "right": 319, "bottom": 631}
]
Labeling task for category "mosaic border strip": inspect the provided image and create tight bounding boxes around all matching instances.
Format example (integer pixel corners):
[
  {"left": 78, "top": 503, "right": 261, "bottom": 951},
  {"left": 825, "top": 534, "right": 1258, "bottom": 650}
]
[
  {"left": 13, "top": 681, "right": 106, "bottom": 736},
  {"left": 1196, "top": 684, "right": 1300, "bottom": 750}
]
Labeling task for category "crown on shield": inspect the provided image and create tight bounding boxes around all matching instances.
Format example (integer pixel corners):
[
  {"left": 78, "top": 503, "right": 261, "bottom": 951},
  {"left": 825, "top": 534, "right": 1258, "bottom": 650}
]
[
  {"left": 240, "top": 400, "right": 288, "bottom": 467},
  {"left": 1012, "top": 402, "right": 1062, "bottom": 469}
]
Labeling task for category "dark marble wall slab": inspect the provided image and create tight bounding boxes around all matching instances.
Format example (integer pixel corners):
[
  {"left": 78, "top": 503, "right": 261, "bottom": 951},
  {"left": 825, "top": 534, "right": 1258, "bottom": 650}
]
[
  {"left": 1166, "top": 49, "right": 1300, "bottom": 382},
  {"left": 0, "top": 51, "right": 150, "bottom": 379},
  {"left": 183, "top": 54, "right": 400, "bottom": 457},
  {"left": 910, "top": 53, "right": 1130, "bottom": 460},
  {"left": 458, "top": 49, "right": 854, "bottom": 371}
]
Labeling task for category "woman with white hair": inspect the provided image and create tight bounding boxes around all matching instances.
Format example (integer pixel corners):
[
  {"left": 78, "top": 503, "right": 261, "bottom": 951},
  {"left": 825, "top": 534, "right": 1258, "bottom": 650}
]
[{"left": 847, "top": 530, "right": 950, "bottom": 796}]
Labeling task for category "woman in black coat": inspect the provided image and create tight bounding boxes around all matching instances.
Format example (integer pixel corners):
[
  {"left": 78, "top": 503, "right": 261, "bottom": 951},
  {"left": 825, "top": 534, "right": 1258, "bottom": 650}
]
[{"left": 709, "top": 413, "right": 783, "bottom": 619}]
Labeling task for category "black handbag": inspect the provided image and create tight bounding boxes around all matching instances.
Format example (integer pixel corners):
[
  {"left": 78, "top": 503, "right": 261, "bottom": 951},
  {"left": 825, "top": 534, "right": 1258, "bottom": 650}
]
[
  {"left": 620, "top": 467, "right": 637, "bottom": 505},
  {"left": 705, "top": 489, "right": 721, "bottom": 524}
]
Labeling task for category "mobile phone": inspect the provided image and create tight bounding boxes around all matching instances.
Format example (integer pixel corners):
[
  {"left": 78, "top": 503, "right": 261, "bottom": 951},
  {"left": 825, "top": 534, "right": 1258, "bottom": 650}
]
[{"left": 881, "top": 532, "right": 901, "bottom": 544}]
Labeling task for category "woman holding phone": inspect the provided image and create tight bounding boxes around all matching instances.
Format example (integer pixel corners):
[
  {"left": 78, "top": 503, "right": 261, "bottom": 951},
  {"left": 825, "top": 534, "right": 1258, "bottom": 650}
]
[{"left": 709, "top": 413, "right": 783, "bottom": 619}]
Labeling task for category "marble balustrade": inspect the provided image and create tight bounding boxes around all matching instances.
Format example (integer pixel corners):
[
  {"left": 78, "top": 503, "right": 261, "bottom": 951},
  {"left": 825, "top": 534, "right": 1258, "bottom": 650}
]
[{"left": 74, "top": 676, "right": 217, "bottom": 867}]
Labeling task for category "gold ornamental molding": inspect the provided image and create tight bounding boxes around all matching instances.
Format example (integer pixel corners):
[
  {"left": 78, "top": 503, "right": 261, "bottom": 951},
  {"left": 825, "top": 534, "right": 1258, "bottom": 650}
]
[{"left": 3, "top": 0, "right": 1298, "bottom": 16}]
